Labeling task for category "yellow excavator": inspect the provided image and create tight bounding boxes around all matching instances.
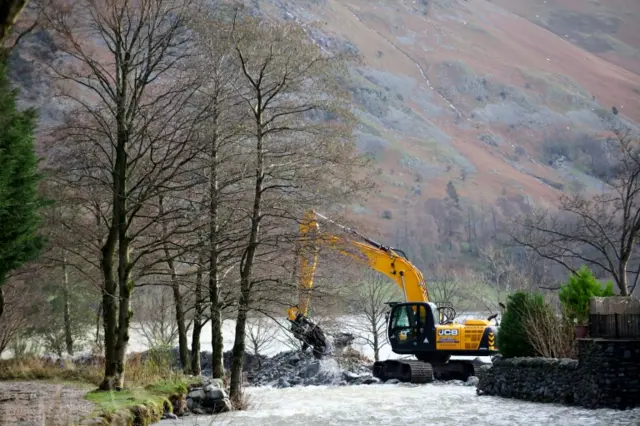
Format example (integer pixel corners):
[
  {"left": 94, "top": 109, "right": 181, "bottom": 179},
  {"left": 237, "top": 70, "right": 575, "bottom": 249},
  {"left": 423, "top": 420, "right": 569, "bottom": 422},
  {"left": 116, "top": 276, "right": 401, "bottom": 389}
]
[{"left": 286, "top": 209, "right": 500, "bottom": 383}]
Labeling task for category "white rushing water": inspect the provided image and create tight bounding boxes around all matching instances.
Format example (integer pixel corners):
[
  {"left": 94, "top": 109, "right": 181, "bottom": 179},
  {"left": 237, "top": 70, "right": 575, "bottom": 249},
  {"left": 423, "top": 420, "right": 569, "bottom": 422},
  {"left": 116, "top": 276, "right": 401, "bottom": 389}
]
[{"left": 156, "top": 383, "right": 640, "bottom": 426}]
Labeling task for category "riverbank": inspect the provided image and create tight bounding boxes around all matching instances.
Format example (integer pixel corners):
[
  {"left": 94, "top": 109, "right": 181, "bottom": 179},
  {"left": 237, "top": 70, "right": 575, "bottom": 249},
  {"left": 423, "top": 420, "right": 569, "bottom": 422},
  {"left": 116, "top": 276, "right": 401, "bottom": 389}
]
[{"left": 0, "top": 355, "right": 197, "bottom": 425}]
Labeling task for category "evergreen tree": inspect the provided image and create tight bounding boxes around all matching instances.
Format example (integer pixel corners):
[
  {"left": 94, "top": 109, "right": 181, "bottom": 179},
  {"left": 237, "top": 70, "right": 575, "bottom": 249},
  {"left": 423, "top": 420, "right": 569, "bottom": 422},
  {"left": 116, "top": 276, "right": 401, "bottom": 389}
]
[{"left": 0, "top": 58, "right": 46, "bottom": 318}]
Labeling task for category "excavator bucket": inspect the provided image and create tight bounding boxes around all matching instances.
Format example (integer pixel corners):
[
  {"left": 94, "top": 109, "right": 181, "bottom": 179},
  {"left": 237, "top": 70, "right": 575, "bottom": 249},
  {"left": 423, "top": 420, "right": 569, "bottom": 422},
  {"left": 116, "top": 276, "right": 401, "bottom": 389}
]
[{"left": 289, "top": 313, "right": 329, "bottom": 359}]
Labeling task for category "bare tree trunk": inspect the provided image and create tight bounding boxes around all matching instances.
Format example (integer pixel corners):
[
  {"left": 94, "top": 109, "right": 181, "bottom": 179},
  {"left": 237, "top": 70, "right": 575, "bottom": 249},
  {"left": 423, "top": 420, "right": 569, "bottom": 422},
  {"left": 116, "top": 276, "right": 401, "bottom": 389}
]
[
  {"left": 62, "top": 249, "right": 73, "bottom": 355},
  {"left": 0, "top": 287, "right": 4, "bottom": 320},
  {"left": 230, "top": 132, "right": 264, "bottom": 399},
  {"left": 372, "top": 317, "right": 380, "bottom": 362},
  {"left": 190, "top": 257, "right": 205, "bottom": 376},
  {"left": 210, "top": 270, "right": 224, "bottom": 379},
  {"left": 170, "top": 257, "right": 190, "bottom": 372},
  {"left": 158, "top": 194, "right": 190, "bottom": 370},
  {"left": 100, "top": 111, "right": 130, "bottom": 391},
  {"left": 158, "top": 204, "right": 190, "bottom": 372},
  {"left": 100, "top": 231, "right": 119, "bottom": 390},
  {"left": 619, "top": 261, "right": 630, "bottom": 296},
  {"left": 113, "top": 230, "right": 133, "bottom": 389},
  {"left": 95, "top": 303, "right": 102, "bottom": 352},
  {"left": 207, "top": 119, "right": 225, "bottom": 379}
]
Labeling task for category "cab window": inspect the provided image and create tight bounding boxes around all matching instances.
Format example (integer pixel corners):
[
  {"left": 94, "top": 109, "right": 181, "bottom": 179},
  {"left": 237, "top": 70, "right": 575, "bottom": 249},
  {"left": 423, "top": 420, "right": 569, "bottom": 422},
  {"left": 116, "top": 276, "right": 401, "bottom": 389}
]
[{"left": 392, "top": 305, "right": 410, "bottom": 328}]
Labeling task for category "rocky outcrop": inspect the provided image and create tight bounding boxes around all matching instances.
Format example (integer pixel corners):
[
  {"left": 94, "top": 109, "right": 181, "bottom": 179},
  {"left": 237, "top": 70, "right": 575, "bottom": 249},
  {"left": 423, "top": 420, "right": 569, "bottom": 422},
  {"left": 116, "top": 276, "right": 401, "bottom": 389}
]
[{"left": 477, "top": 339, "right": 640, "bottom": 410}]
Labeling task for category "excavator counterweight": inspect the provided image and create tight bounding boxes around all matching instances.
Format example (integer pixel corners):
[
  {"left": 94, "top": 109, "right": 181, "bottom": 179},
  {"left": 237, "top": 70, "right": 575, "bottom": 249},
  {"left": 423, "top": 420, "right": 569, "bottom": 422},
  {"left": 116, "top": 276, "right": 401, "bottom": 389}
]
[{"left": 285, "top": 209, "right": 500, "bottom": 383}]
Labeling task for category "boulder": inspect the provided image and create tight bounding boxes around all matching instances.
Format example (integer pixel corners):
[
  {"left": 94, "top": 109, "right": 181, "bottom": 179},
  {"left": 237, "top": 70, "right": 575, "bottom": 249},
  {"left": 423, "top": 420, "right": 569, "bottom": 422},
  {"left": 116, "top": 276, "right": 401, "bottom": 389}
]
[
  {"left": 465, "top": 376, "right": 480, "bottom": 387},
  {"left": 187, "top": 389, "right": 205, "bottom": 400},
  {"left": 342, "top": 371, "right": 361, "bottom": 382},
  {"left": 303, "top": 362, "right": 321, "bottom": 378}
]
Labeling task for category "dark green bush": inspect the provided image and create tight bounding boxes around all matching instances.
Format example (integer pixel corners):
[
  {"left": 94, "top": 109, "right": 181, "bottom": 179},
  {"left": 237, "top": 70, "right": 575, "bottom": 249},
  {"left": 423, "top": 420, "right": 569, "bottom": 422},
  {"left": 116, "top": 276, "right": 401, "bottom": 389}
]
[
  {"left": 497, "top": 291, "right": 548, "bottom": 358},
  {"left": 559, "top": 265, "right": 614, "bottom": 325}
]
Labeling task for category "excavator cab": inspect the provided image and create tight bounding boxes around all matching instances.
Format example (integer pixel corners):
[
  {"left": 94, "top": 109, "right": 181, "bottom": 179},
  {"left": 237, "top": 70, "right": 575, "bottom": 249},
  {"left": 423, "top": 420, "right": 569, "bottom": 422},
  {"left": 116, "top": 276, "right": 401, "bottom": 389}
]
[
  {"left": 386, "top": 301, "right": 498, "bottom": 364},
  {"left": 387, "top": 302, "right": 441, "bottom": 356}
]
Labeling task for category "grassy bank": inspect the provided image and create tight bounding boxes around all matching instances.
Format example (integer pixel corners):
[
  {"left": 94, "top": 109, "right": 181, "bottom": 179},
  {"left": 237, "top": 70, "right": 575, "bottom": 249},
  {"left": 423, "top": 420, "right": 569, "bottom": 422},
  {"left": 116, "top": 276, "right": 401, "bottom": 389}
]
[{"left": 0, "top": 349, "right": 197, "bottom": 425}]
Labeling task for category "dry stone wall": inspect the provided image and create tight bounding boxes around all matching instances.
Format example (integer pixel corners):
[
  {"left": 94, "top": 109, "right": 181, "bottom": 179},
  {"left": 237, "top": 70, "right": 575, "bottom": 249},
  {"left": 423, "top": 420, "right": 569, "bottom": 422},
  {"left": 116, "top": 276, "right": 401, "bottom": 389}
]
[{"left": 477, "top": 339, "right": 640, "bottom": 410}]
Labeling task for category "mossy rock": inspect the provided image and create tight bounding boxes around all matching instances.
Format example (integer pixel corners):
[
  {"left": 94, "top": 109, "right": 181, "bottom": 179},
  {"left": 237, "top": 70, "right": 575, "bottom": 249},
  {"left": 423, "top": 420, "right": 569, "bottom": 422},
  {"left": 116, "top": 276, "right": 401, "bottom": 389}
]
[{"left": 129, "top": 403, "right": 164, "bottom": 426}]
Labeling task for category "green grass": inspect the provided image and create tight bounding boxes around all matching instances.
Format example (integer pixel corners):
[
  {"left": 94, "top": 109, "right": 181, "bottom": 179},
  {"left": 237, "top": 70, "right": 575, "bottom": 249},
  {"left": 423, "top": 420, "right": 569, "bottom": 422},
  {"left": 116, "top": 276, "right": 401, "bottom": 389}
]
[
  {"left": 84, "top": 382, "right": 187, "bottom": 419},
  {"left": 83, "top": 378, "right": 194, "bottom": 424}
]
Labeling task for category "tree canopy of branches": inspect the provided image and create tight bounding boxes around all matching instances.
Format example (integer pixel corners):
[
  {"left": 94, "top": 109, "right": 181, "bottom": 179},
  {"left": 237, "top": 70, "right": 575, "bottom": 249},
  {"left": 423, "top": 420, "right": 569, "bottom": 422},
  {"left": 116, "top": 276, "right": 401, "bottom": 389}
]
[
  {"left": 43, "top": 0, "right": 207, "bottom": 390},
  {"left": 348, "top": 269, "right": 401, "bottom": 361},
  {"left": 216, "top": 10, "right": 371, "bottom": 399},
  {"left": 509, "top": 129, "right": 640, "bottom": 296}
]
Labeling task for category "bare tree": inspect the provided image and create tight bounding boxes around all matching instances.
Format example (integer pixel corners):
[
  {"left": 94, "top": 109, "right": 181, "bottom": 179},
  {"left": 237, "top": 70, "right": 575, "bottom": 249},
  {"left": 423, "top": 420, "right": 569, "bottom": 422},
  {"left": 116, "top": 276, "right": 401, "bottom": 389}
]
[
  {"left": 245, "top": 316, "right": 277, "bottom": 362},
  {"left": 130, "top": 286, "right": 180, "bottom": 349},
  {"left": 187, "top": 5, "right": 250, "bottom": 379},
  {"left": 426, "top": 261, "right": 473, "bottom": 313},
  {"left": 0, "top": 278, "right": 43, "bottom": 355},
  {"left": 509, "top": 129, "right": 640, "bottom": 296},
  {"left": 347, "top": 270, "right": 401, "bottom": 361},
  {"left": 223, "top": 11, "right": 371, "bottom": 399},
  {"left": 189, "top": 252, "right": 207, "bottom": 375},
  {"left": 42, "top": 0, "right": 207, "bottom": 390}
]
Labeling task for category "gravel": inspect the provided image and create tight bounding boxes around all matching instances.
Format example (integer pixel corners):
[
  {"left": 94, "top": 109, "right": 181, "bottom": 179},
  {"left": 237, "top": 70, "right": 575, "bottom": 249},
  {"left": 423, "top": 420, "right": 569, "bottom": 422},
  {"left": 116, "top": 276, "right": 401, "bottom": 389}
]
[{"left": 0, "top": 381, "right": 95, "bottom": 426}]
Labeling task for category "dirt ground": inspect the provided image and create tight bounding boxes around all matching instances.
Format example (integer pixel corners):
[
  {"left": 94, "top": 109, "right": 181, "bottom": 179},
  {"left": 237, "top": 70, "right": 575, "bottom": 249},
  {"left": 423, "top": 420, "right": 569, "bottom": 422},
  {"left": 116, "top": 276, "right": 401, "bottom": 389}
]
[{"left": 0, "top": 381, "right": 95, "bottom": 426}]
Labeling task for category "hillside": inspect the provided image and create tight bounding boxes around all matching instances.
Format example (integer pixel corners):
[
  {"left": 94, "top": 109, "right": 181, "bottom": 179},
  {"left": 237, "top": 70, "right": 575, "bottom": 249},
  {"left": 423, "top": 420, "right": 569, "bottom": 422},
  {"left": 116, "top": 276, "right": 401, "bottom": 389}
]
[
  {"left": 491, "top": 0, "right": 640, "bottom": 76},
  {"left": 9, "top": 0, "right": 640, "bottom": 267},
  {"left": 253, "top": 0, "right": 640, "bottom": 232}
]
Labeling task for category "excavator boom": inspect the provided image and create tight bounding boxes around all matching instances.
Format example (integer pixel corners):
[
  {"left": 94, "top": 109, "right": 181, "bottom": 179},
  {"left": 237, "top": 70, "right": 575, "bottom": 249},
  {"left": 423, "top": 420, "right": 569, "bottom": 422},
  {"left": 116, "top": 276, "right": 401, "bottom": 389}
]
[{"left": 288, "top": 210, "right": 429, "bottom": 320}]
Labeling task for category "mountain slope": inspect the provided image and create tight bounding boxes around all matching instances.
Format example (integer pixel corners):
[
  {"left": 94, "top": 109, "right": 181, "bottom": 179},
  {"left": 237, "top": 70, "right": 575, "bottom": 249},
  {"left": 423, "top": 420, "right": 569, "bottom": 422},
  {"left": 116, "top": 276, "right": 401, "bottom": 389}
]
[
  {"left": 490, "top": 0, "right": 640, "bottom": 76},
  {"left": 9, "top": 0, "right": 640, "bottom": 254},
  {"left": 253, "top": 0, "right": 640, "bottom": 231}
]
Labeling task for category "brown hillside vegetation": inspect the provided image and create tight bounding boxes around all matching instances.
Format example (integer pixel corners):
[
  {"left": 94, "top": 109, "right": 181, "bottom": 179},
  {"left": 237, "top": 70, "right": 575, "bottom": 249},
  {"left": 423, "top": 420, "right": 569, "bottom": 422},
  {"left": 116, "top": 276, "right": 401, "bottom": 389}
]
[
  {"left": 491, "top": 0, "right": 640, "bottom": 76},
  {"left": 260, "top": 0, "right": 639, "bottom": 219},
  {"left": 8, "top": 0, "right": 640, "bottom": 249}
]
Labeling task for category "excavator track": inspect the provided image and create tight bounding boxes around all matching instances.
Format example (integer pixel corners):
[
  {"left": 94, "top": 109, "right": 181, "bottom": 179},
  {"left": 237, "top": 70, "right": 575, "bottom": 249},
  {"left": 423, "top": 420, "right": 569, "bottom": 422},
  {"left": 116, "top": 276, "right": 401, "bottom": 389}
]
[
  {"left": 372, "top": 359, "right": 476, "bottom": 384},
  {"left": 372, "top": 359, "right": 434, "bottom": 384}
]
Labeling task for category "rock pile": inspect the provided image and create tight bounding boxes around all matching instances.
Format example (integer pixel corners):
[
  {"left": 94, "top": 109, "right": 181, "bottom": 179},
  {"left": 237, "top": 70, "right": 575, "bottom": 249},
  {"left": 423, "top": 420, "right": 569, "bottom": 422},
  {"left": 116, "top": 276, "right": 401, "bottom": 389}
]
[
  {"left": 247, "top": 348, "right": 378, "bottom": 388},
  {"left": 185, "top": 377, "right": 232, "bottom": 415}
]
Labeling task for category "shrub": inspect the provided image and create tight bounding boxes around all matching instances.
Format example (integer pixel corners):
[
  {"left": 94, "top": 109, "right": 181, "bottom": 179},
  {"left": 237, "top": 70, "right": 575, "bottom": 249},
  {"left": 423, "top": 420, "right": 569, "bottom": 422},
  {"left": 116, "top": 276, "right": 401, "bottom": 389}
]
[
  {"left": 523, "top": 301, "right": 576, "bottom": 359},
  {"left": 497, "top": 291, "right": 548, "bottom": 358},
  {"left": 559, "top": 266, "right": 614, "bottom": 325}
]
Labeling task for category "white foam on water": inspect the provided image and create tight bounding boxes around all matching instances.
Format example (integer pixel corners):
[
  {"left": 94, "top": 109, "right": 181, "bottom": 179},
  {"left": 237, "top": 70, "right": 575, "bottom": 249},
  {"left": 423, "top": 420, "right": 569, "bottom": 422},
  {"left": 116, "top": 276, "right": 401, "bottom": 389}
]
[{"left": 156, "top": 383, "right": 640, "bottom": 426}]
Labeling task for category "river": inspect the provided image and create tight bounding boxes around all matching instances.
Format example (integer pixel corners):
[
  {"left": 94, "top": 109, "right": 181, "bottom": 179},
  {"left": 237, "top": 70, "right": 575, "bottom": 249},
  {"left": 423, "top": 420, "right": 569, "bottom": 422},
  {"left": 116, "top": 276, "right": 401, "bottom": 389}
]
[{"left": 155, "top": 383, "right": 640, "bottom": 426}]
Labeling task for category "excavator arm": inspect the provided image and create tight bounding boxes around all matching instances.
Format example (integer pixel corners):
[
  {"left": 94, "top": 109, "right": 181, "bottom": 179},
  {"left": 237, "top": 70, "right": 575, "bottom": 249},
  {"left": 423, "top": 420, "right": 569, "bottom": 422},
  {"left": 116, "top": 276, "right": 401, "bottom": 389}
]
[
  {"left": 288, "top": 210, "right": 430, "bottom": 318},
  {"left": 286, "top": 209, "right": 431, "bottom": 357}
]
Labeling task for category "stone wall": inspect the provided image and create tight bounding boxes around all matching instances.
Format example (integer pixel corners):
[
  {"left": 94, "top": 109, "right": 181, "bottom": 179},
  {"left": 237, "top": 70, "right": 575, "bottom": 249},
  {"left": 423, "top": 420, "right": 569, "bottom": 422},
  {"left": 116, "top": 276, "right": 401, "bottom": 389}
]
[
  {"left": 578, "top": 339, "right": 640, "bottom": 409},
  {"left": 477, "top": 339, "right": 640, "bottom": 410}
]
